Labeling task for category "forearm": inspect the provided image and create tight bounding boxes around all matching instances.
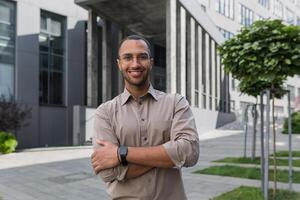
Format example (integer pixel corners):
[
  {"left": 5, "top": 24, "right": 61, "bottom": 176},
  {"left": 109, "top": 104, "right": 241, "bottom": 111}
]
[
  {"left": 127, "top": 145, "right": 174, "bottom": 168},
  {"left": 125, "top": 164, "right": 153, "bottom": 179}
]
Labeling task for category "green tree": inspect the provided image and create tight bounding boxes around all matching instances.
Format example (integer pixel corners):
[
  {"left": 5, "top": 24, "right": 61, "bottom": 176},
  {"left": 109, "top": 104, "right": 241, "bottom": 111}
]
[{"left": 218, "top": 19, "right": 300, "bottom": 199}]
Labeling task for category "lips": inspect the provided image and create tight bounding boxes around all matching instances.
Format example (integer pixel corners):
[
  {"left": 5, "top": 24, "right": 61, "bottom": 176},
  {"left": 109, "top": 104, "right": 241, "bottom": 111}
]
[{"left": 128, "top": 70, "right": 144, "bottom": 78}]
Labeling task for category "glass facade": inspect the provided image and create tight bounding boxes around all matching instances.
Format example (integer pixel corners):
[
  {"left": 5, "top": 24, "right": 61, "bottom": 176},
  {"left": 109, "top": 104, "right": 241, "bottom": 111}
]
[
  {"left": 0, "top": 0, "right": 15, "bottom": 98},
  {"left": 215, "top": 0, "right": 235, "bottom": 20},
  {"left": 240, "top": 4, "right": 254, "bottom": 26},
  {"left": 39, "top": 11, "right": 65, "bottom": 105},
  {"left": 152, "top": 45, "right": 166, "bottom": 92},
  {"left": 258, "top": 0, "right": 270, "bottom": 9},
  {"left": 218, "top": 27, "right": 234, "bottom": 40}
]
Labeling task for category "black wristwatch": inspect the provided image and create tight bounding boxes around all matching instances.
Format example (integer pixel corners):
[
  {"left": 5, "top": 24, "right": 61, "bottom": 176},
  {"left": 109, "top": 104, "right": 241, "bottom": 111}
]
[{"left": 118, "top": 145, "right": 128, "bottom": 166}]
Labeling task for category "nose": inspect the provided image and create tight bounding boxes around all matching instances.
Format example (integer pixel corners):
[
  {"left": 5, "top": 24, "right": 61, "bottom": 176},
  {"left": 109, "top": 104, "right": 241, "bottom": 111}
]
[{"left": 131, "top": 57, "right": 141, "bottom": 67}]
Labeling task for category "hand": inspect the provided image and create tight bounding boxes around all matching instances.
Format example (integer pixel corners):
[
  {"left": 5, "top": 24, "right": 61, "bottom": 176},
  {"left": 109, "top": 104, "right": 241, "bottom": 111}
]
[{"left": 91, "top": 140, "right": 119, "bottom": 174}]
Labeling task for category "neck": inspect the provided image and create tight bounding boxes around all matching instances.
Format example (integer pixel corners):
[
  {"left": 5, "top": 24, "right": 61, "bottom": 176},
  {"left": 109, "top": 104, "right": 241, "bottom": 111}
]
[{"left": 125, "top": 82, "right": 150, "bottom": 98}]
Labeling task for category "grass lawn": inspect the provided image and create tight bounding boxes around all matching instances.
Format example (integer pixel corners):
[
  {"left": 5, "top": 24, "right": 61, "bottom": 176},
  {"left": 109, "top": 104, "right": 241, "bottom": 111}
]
[
  {"left": 194, "top": 165, "right": 300, "bottom": 183},
  {"left": 214, "top": 157, "right": 300, "bottom": 167},
  {"left": 211, "top": 186, "right": 300, "bottom": 200},
  {"left": 274, "top": 151, "right": 300, "bottom": 157}
]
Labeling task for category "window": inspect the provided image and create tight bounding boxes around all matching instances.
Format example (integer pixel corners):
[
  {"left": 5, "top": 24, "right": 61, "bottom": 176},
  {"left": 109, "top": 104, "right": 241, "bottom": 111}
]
[
  {"left": 218, "top": 27, "right": 234, "bottom": 40},
  {"left": 240, "top": 4, "right": 254, "bottom": 26},
  {"left": 39, "top": 11, "right": 65, "bottom": 105},
  {"left": 273, "top": 0, "right": 284, "bottom": 19},
  {"left": 0, "top": 0, "right": 15, "bottom": 98},
  {"left": 231, "top": 76, "right": 235, "bottom": 91},
  {"left": 285, "top": 8, "right": 295, "bottom": 24},
  {"left": 230, "top": 100, "right": 235, "bottom": 112},
  {"left": 296, "top": 88, "right": 300, "bottom": 109},
  {"left": 200, "top": 4, "right": 206, "bottom": 12},
  {"left": 215, "top": 0, "right": 234, "bottom": 20},
  {"left": 258, "top": 0, "right": 270, "bottom": 9},
  {"left": 152, "top": 45, "right": 166, "bottom": 92}
]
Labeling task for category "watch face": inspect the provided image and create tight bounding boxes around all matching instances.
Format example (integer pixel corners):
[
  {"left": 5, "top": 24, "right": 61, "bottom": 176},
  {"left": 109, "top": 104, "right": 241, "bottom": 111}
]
[{"left": 120, "top": 146, "right": 127, "bottom": 155}]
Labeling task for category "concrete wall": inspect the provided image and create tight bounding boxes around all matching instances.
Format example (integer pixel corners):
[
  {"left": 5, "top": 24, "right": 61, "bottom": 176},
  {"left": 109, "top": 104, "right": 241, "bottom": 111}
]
[
  {"left": 191, "top": 107, "right": 235, "bottom": 134},
  {"left": 13, "top": 0, "right": 87, "bottom": 148}
]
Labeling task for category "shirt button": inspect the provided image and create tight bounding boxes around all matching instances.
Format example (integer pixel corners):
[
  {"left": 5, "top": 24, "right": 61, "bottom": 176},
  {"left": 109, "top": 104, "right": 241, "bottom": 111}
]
[{"left": 141, "top": 118, "right": 145, "bottom": 121}]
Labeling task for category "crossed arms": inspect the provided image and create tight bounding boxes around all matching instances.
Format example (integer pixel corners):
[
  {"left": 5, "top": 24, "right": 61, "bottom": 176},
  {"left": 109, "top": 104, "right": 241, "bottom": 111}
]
[{"left": 91, "top": 95, "right": 199, "bottom": 182}]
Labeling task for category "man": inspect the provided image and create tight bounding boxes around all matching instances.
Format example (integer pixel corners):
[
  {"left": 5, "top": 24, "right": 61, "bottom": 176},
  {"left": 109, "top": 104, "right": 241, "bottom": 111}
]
[{"left": 91, "top": 35, "right": 199, "bottom": 200}]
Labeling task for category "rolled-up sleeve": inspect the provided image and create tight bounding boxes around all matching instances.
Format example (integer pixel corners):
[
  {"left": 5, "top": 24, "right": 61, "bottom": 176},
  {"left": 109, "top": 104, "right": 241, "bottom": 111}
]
[
  {"left": 93, "top": 104, "right": 128, "bottom": 182},
  {"left": 162, "top": 94, "right": 200, "bottom": 168}
]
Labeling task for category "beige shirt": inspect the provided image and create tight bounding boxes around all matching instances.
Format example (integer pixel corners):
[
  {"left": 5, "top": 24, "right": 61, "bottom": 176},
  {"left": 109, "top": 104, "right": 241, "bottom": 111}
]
[{"left": 93, "top": 85, "right": 199, "bottom": 200}]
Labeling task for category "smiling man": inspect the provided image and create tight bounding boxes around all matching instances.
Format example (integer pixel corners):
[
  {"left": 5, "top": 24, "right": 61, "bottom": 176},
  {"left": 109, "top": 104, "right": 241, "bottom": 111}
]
[{"left": 91, "top": 35, "right": 199, "bottom": 200}]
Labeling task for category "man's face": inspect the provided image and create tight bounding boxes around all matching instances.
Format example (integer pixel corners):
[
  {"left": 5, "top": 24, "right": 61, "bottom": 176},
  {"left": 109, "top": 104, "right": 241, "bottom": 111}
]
[{"left": 117, "top": 39, "right": 153, "bottom": 88}]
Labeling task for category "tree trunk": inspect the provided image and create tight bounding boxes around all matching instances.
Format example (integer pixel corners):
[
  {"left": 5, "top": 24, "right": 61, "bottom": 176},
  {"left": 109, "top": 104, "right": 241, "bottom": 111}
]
[
  {"left": 272, "top": 93, "right": 277, "bottom": 200},
  {"left": 244, "top": 105, "right": 249, "bottom": 158},
  {"left": 251, "top": 103, "right": 258, "bottom": 160},
  {"left": 260, "top": 95, "right": 265, "bottom": 195}
]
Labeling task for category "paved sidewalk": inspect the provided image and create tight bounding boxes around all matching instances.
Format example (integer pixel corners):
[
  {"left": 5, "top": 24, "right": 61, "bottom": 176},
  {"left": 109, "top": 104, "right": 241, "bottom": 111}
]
[{"left": 1, "top": 126, "right": 300, "bottom": 200}]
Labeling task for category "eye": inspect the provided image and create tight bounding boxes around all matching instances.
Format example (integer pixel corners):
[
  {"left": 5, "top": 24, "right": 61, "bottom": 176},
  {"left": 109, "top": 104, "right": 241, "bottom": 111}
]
[
  {"left": 138, "top": 54, "right": 149, "bottom": 60},
  {"left": 122, "top": 55, "right": 132, "bottom": 61}
]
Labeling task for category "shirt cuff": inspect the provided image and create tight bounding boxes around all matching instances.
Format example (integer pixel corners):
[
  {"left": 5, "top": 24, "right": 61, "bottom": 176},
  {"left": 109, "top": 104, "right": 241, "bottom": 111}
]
[
  {"left": 163, "top": 141, "right": 186, "bottom": 168},
  {"left": 98, "top": 165, "right": 129, "bottom": 182}
]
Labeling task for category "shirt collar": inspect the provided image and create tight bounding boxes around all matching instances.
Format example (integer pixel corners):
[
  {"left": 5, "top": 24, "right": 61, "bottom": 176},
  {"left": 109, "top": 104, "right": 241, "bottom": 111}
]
[{"left": 121, "top": 84, "right": 158, "bottom": 105}]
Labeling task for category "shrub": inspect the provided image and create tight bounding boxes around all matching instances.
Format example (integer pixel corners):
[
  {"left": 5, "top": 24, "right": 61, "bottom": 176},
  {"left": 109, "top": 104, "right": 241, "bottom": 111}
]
[
  {"left": 0, "top": 94, "right": 31, "bottom": 132},
  {"left": 0, "top": 131, "right": 18, "bottom": 154},
  {"left": 282, "top": 111, "right": 300, "bottom": 134}
]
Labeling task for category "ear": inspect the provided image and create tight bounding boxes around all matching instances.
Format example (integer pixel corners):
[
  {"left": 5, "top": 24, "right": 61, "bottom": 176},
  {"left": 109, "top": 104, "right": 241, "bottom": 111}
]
[
  {"left": 150, "top": 58, "right": 154, "bottom": 70},
  {"left": 117, "top": 59, "right": 121, "bottom": 71}
]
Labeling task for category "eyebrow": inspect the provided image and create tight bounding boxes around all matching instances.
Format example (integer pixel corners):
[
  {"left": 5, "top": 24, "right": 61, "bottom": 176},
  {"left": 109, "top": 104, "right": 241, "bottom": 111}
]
[{"left": 120, "top": 52, "right": 149, "bottom": 57}]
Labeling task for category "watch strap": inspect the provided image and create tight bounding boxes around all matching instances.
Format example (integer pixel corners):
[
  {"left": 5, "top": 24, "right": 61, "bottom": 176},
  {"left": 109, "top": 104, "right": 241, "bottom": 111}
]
[{"left": 118, "top": 145, "right": 128, "bottom": 166}]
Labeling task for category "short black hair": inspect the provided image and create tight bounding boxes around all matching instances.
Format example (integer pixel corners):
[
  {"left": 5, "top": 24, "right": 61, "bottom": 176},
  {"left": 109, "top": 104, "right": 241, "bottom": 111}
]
[{"left": 118, "top": 35, "right": 152, "bottom": 57}]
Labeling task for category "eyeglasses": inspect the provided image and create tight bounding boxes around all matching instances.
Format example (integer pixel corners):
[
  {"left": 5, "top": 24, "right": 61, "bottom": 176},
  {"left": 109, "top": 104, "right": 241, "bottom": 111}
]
[{"left": 119, "top": 53, "right": 150, "bottom": 63}]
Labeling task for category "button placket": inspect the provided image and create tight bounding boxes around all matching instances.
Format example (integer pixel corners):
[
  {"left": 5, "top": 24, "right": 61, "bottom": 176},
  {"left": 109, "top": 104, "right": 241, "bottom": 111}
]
[{"left": 138, "top": 100, "right": 148, "bottom": 145}]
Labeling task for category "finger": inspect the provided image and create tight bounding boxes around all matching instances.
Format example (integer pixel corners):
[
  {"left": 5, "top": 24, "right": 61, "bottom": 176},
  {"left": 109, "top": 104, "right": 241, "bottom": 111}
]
[
  {"left": 91, "top": 152, "right": 96, "bottom": 159},
  {"left": 92, "top": 161, "right": 98, "bottom": 169},
  {"left": 94, "top": 165, "right": 103, "bottom": 174},
  {"left": 91, "top": 156, "right": 99, "bottom": 164}
]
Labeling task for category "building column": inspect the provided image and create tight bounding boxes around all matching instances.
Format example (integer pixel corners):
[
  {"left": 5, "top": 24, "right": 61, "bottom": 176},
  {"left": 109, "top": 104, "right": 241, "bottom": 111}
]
[
  {"left": 176, "top": 4, "right": 181, "bottom": 94},
  {"left": 211, "top": 40, "right": 216, "bottom": 111},
  {"left": 180, "top": 7, "right": 186, "bottom": 96},
  {"left": 205, "top": 33, "right": 210, "bottom": 110},
  {"left": 87, "top": 10, "right": 98, "bottom": 107},
  {"left": 226, "top": 75, "right": 230, "bottom": 112},
  {"left": 166, "top": 0, "right": 177, "bottom": 94},
  {"left": 190, "top": 18, "right": 196, "bottom": 106},
  {"left": 197, "top": 26, "right": 203, "bottom": 108},
  {"left": 216, "top": 52, "right": 221, "bottom": 111},
  {"left": 102, "top": 19, "right": 112, "bottom": 102}
]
